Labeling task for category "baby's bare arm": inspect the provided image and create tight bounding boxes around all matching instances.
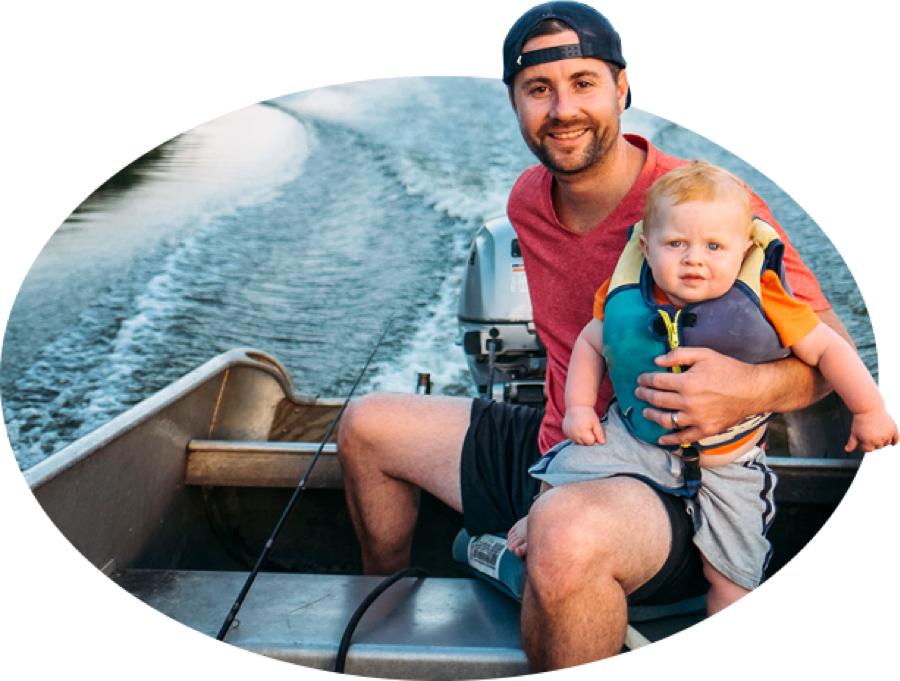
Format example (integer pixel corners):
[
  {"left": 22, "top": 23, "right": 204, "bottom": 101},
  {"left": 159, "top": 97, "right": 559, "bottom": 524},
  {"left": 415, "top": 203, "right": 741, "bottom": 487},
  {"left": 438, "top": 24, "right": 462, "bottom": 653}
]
[
  {"left": 563, "top": 320, "right": 607, "bottom": 444},
  {"left": 791, "top": 322, "right": 898, "bottom": 451},
  {"left": 791, "top": 323, "right": 879, "bottom": 413},
  {"left": 565, "top": 319, "right": 605, "bottom": 408}
]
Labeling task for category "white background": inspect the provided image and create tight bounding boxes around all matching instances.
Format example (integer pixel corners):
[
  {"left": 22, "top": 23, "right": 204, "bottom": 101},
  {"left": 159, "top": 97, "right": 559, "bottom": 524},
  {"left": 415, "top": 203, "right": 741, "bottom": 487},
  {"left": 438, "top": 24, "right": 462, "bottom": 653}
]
[{"left": 2, "top": 1, "right": 897, "bottom": 679}]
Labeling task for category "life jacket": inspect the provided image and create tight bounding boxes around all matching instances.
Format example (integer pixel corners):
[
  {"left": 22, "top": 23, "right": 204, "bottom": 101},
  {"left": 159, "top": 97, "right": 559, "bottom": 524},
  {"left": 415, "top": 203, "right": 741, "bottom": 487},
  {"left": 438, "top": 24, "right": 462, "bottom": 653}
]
[{"left": 602, "top": 218, "right": 792, "bottom": 452}]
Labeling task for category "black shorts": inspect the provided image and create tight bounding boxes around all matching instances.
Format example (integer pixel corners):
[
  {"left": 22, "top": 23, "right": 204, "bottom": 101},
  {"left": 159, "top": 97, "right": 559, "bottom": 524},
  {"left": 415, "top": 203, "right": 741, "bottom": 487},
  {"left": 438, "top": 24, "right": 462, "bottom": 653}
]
[{"left": 459, "top": 398, "right": 708, "bottom": 605}]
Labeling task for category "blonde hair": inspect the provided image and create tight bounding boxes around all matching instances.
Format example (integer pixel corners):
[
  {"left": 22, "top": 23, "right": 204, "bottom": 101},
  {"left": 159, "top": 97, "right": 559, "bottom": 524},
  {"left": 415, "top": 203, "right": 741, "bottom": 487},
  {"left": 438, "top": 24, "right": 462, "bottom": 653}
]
[{"left": 643, "top": 160, "right": 752, "bottom": 235}]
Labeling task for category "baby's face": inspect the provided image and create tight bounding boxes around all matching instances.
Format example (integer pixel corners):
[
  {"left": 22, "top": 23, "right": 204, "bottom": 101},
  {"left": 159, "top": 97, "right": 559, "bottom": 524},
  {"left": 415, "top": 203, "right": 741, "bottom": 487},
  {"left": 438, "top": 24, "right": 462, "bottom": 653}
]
[{"left": 640, "top": 197, "right": 752, "bottom": 307}]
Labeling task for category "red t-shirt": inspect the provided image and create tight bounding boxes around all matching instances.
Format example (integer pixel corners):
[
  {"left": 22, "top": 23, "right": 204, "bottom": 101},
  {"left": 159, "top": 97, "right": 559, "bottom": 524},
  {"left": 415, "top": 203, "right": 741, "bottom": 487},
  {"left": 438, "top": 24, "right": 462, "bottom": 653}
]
[{"left": 507, "top": 134, "right": 830, "bottom": 452}]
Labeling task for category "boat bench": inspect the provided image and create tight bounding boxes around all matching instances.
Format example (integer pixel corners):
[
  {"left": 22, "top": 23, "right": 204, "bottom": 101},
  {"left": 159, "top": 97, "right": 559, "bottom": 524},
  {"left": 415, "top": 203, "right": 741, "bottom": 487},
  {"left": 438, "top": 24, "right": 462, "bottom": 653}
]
[
  {"left": 163, "top": 441, "right": 535, "bottom": 676},
  {"left": 185, "top": 440, "right": 343, "bottom": 489},
  {"left": 118, "top": 569, "right": 529, "bottom": 678},
  {"left": 117, "top": 568, "right": 704, "bottom": 678},
  {"left": 180, "top": 439, "right": 709, "bottom": 671},
  {"left": 184, "top": 439, "right": 860, "bottom": 504}
]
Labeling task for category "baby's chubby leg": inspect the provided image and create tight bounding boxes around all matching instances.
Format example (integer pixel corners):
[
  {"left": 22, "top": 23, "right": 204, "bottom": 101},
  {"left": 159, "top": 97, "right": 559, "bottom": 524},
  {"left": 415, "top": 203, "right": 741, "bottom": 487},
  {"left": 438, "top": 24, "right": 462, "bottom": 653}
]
[
  {"left": 702, "top": 556, "right": 750, "bottom": 615},
  {"left": 507, "top": 482, "right": 552, "bottom": 558}
]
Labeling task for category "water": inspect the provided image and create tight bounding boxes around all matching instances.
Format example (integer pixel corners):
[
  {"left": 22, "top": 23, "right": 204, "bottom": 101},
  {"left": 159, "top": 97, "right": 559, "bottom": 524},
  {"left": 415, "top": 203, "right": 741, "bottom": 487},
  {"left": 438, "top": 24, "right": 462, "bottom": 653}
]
[{"left": 0, "top": 77, "right": 874, "bottom": 470}]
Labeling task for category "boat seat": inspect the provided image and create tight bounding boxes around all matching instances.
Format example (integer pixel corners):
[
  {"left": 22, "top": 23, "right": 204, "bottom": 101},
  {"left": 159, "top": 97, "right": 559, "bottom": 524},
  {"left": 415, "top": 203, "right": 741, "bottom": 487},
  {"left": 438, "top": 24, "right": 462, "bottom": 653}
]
[
  {"left": 183, "top": 440, "right": 860, "bottom": 504},
  {"left": 117, "top": 568, "right": 704, "bottom": 678},
  {"left": 116, "top": 569, "right": 527, "bottom": 679},
  {"left": 184, "top": 439, "right": 343, "bottom": 489}
]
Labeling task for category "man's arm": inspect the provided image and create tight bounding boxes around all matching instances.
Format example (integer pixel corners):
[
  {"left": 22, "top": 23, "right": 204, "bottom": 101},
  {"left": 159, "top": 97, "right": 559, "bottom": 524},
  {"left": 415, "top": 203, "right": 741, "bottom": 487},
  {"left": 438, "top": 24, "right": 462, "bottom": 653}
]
[{"left": 636, "top": 309, "right": 844, "bottom": 446}]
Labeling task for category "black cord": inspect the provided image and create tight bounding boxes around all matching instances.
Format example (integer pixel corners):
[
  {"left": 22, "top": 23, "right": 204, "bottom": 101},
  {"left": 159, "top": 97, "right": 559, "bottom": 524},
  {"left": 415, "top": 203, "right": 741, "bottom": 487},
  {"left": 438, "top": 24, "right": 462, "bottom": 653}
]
[{"left": 334, "top": 567, "right": 429, "bottom": 674}]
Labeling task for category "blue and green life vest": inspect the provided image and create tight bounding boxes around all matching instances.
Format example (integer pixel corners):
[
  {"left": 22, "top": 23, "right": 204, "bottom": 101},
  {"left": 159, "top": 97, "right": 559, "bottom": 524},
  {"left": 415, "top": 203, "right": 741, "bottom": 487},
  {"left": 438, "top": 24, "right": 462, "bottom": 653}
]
[{"left": 602, "top": 218, "right": 792, "bottom": 451}]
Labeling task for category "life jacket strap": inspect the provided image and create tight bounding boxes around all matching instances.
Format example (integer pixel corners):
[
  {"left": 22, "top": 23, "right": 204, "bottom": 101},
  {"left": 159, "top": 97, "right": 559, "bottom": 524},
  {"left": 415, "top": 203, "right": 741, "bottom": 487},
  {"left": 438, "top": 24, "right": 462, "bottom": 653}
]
[
  {"left": 680, "top": 445, "right": 702, "bottom": 498},
  {"left": 660, "top": 308, "right": 702, "bottom": 495}
]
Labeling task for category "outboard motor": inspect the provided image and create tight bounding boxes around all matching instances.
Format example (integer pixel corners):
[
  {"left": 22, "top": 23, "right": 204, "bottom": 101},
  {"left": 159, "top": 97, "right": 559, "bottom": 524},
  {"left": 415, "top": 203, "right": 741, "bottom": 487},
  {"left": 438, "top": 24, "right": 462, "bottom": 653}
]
[{"left": 458, "top": 216, "right": 546, "bottom": 406}]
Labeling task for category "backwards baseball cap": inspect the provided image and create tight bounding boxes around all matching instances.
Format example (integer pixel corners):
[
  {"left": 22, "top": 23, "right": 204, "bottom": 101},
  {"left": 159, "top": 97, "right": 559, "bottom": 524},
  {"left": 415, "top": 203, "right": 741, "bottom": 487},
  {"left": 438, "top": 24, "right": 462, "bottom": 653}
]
[{"left": 502, "top": 1, "right": 631, "bottom": 108}]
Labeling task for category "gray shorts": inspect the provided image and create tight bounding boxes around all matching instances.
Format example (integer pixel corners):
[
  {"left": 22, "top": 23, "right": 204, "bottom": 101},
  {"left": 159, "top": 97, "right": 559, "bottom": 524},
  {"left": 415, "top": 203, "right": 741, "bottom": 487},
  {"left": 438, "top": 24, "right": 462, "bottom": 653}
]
[{"left": 529, "top": 406, "right": 777, "bottom": 590}]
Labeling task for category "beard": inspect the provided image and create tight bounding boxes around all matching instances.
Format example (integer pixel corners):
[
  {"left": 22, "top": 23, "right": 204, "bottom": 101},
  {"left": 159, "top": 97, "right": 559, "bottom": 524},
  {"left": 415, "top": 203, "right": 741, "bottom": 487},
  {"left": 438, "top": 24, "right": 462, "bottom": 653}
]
[{"left": 526, "top": 117, "right": 619, "bottom": 176}]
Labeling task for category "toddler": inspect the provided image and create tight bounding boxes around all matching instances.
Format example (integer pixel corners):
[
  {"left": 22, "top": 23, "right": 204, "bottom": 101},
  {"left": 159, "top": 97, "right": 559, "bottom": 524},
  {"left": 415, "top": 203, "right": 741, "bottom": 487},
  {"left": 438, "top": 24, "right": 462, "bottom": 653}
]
[{"left": 507, "top": 160, "right": 897, "bottom": 614}]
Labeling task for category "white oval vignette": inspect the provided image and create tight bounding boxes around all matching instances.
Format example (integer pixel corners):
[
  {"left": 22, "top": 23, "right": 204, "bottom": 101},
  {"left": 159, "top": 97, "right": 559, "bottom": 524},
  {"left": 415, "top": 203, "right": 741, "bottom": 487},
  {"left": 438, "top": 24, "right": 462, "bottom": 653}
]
[{"left": 1, "top": 2, "right": 897, "bottom": 680}]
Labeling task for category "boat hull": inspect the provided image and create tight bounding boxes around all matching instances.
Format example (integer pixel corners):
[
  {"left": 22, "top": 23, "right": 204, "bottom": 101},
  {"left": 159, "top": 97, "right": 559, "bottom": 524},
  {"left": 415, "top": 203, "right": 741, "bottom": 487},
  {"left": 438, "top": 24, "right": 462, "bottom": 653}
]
[{"left": 23, "top": 348, "right": 861, "bottom": 677}]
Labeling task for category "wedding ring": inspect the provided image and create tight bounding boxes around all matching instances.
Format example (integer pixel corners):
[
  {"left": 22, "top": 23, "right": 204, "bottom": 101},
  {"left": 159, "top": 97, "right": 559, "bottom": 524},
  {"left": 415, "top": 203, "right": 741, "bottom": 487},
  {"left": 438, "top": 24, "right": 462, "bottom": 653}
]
[{"left": 671, "top": 412, "right": 680, "bottom": 429}]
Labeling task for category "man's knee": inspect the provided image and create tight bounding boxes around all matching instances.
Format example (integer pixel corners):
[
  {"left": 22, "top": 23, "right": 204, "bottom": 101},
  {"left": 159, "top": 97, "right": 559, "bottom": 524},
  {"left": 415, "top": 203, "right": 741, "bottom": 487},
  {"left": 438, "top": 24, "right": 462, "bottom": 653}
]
[
  {"left": 338, "top": 393, "right": 392, "bottom": 466},
  {"left": 526, "top": 480, "right": 670, "bottom": 598},
  {"left": 526, "top": 487, "right": 620, "bottom": 596}
]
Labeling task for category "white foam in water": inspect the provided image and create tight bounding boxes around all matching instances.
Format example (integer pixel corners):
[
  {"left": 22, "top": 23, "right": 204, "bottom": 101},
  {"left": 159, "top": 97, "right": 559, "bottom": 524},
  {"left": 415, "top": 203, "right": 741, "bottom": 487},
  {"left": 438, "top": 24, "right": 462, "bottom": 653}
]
[
  {"left": 393, "top": 154, "right": 510, "bottom": 222},
  {"left": 277, "top": 78, "right": 443, "bottom": 128},
  {"left": 367, "top": 236, "right": 474, "bottom": 396},
  {"left": 77, "top": 209, "right": 246, "bottom": 430},
  {"left": 278, "top": 78, "right": 522, "bottom": 224},
  {"left": 5, "top": 106, "right": 314, "bottom": 467}
]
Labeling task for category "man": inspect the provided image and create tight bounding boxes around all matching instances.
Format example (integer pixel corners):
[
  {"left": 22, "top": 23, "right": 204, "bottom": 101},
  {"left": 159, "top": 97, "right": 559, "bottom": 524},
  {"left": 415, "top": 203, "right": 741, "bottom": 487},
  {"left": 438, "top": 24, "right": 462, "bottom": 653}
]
[{"left": 338, "top": 1, "right": 846, "bottom": 670}]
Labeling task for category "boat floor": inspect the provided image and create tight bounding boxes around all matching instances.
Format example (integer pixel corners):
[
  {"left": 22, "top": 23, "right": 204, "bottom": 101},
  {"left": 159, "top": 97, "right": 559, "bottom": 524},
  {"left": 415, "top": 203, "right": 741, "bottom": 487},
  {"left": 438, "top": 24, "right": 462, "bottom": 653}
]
[{"left": 115, "top": 569, "right": 704, "bottom": 679}]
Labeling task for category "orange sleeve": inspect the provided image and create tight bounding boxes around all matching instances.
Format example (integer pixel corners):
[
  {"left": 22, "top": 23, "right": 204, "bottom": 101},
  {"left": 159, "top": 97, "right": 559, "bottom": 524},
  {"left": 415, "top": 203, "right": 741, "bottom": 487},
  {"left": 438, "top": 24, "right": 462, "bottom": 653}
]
[
  {"left": 748, "top": 192, "right": 831, "bottom": 312},
  {"left": 592, "top": 277, "right": 612, "bottom": 321},
  {"left": 760, "top": 270, "right": 822, "bottom": 347}
]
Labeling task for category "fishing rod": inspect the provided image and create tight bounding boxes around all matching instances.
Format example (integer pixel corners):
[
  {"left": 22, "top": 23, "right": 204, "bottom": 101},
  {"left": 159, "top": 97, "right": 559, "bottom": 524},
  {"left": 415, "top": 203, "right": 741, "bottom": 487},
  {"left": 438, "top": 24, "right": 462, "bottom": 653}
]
[{"left": 216, "top": 315, "right": 394, "bottom": 641}]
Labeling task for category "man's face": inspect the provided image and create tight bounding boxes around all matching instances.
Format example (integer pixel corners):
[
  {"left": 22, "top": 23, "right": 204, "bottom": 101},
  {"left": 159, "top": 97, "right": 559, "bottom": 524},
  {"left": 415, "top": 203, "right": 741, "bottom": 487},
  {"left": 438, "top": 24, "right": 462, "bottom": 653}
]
[{"left": 510, "top": 30, "right": 629, "bottom": 176}]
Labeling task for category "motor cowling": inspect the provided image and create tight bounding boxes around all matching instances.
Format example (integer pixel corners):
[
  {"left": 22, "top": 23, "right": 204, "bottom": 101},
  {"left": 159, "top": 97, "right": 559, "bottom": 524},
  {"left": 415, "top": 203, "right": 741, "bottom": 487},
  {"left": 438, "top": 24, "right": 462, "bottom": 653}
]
[{"left": 458, "top": 217, "right": 546, "bottom": 405}]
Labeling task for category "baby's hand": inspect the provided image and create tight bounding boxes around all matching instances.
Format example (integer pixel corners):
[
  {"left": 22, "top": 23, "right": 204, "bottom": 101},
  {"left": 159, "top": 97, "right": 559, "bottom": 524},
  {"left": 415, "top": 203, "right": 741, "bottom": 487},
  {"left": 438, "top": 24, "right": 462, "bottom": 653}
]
[
  {"left": 563, "top": 406, "right": 606, "bottom": 445},
  {"left": 846, "top": 408, "right": 899, "bottom": 453}
]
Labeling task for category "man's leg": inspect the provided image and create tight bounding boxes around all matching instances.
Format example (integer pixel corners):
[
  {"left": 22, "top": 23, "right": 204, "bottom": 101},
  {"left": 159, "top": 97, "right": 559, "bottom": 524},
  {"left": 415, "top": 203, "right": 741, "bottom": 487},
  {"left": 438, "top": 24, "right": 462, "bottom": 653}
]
[
  {"left": 521, "top": 477, "right": 672, "bottom": 670},
  {"left": 337, "top": 393, "right": 472, "bottom": 574}
]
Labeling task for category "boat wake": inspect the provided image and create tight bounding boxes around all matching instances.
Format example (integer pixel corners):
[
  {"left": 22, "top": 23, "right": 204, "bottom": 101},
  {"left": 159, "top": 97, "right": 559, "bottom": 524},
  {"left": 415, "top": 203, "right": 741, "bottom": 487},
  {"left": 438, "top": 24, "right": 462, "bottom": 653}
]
[{"left": 2, "top": 78, "right": 873, "bottom": 470}]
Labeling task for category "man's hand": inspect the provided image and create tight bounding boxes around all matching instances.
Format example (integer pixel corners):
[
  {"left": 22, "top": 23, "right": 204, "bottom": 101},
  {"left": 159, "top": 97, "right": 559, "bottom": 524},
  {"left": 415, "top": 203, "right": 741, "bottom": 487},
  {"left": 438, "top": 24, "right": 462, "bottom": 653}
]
[
  {"left": 563, "top": 406, "right": 606, "bottom": 445},
  {"left": 635, "top": 347, "right": 768, "bottom": 446}
]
